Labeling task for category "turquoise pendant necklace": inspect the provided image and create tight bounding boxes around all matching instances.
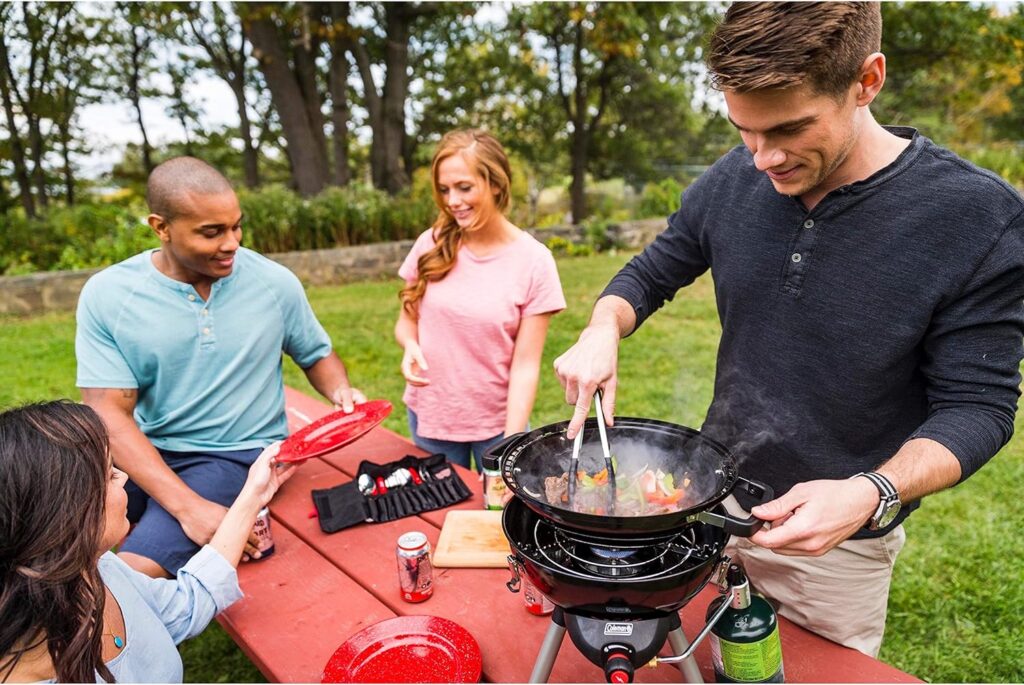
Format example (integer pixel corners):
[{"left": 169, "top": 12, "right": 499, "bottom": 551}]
[{"left": 105, "top": 631, "right": 124, "bottom": 649}]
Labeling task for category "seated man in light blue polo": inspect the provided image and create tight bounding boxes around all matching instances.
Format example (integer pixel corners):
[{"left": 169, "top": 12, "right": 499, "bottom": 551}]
[{"left": 76, "top": 156, "right": 365, "bottom": 578}]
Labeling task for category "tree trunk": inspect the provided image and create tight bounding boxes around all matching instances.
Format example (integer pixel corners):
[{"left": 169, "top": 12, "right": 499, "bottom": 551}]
[
  {"left": 60, "top": 122, "right": 74, "bottom": 205},
  {"left": 327, "top": 2, "right": 351, "bottom": 186},
  {"left": 0, "top": 37, "right": 35, "bottom": 217},
  {"left": 382, "top": 3, "right": 411, "bottom": 194},
  {"left": 59, "top": 83, "right": 74, "bottom": 204},
  {"left": 231, "top": 78, "right": 260, "bottom": 187},
  {"left": 187, "top": 4, "right": 260, "bottom": 187},
  {"left": 294, "top": 5, "right": 329, "bottom": 172},
  {"left": 26, "top": 108, "right": 48, "bottom": 209},
  {"left": 350, "top": 38, "right": 386, "bottom": 189},
  {"left": 569, "top": 126, "right": 588, "bottom": 224},
  {"left": 171, "top": 78, "right": 194, "bottom": 157},
  {"left": 245, "top": 7, "right": 330, "bottom": 196},
  {"left": 129, "top": 26, "right": 153, "bottom": 174}
]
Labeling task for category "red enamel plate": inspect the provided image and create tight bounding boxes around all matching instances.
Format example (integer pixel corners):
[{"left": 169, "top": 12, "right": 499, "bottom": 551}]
[
  {"left": 322, "top": 615, "right": 482, "bottom": 684},
  {"left": 277, "top": 400, "right": 393, "bottom": 463}
]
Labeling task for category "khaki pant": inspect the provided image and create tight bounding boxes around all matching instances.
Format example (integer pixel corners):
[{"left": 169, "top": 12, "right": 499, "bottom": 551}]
[{"left": 722, "top": 497, "right": 907, "bottom": 657}]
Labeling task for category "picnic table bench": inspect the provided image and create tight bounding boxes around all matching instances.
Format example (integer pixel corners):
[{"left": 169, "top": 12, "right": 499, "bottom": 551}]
[{"left": 215, "top": 387, "right": 922, "bottom": 683}]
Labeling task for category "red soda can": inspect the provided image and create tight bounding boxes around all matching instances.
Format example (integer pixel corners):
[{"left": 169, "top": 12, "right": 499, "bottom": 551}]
[
  {"left": 252, "top": 506, "right": 275, "bottom": 559},
  {"left": 396, "top": 531, "right": 433, "bottom": 603},
  {"left": 522, "top": 576, "right": 554, "bottom": 615}
]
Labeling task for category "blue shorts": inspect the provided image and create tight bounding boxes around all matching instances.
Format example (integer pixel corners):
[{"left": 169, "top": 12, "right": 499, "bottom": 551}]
[
  {"left": 407, "top": 408, "right": 505, "bottom": 473},
  {"left": 120, "top": 447, "right": 262, "bottom": 575}
]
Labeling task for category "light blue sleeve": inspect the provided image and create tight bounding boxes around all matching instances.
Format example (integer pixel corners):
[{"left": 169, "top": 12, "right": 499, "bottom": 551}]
[
  {"left": 274, "top": 267, "right": 333, "bottom": 369},
  {"left": 75, "top": 275, "right": 139, "bottom": 388},
  {"left": 118, "top": 545, "right": 243, "bottom": 644}
]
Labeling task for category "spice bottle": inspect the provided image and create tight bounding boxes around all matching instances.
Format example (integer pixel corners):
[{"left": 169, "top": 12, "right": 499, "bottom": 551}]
[
  {"left": 480, "top": 450, "right": 507, "bottom": 510},
  {"left": 706, "top": 563, "right": 784, "bottom": 683}
]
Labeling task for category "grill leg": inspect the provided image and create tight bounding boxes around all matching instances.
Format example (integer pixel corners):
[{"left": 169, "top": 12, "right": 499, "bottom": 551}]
[
  {"left": 667, "top": 627, "right": 704, "bottom": 684},
  {"left": 529, "top": 613, "right": 567, "bottom": 683}
]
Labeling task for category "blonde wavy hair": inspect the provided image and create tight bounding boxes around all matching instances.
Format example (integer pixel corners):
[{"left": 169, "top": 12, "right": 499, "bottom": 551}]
[{"left": 400, "top": 129, "right": 512, "bottom": 317}]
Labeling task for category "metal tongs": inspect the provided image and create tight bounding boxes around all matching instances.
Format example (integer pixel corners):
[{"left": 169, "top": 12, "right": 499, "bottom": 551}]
[{"left": 567, "top": 389, "right": 617, "bottom": 514}]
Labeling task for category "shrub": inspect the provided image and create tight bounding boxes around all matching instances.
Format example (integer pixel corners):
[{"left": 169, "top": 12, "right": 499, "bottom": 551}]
[
  {"left": 238, "top": 184, "right": 435, "bottom": 254},
  {"left": 0, "top": 205, "right": 158, "bottom": 275},
  {"left": 638, "top": 177, "right": 685, "bottom": 219}
]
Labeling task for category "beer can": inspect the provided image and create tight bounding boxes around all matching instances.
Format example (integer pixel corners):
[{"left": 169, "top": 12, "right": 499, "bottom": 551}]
[
  {"left": 522, "top": 576, "right": 554, "bottom": 615},
  {"left": 252, "top": 506, "right": 275, "bottom": 559},
  {"left": 396, "top": 531, "right": 433, "bottom": 603}
]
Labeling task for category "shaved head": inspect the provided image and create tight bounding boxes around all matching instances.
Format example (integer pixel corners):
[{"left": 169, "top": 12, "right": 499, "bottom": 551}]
[{"left": 146, "top": 157, "right": 234, "bottom": 222}]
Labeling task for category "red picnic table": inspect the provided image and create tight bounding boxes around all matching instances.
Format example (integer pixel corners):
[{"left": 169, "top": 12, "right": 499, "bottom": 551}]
[{"left": 216, "top": 387, "right": 921, "bottom": 684}]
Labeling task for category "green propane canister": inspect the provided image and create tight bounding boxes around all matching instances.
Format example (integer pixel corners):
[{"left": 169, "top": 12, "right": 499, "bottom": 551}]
[{"left": 706, "top": 563, "right": 784, "bottom": 683}]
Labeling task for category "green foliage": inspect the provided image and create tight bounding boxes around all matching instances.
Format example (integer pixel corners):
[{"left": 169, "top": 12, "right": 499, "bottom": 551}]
[
  {"left": 544, "top": 235, "right": 594, "bottom": 258},
  {"left": 638, "top": 178, "right": 685, "bottom": 219},
  {"left": 0, "top": 204, "right": 158, "bottom": 275},
  {"left": 240, "top": 184, "right": 435, "bottom": 254},
  {"left": 877, "top": 3, "right": 1024, "bottom": 145}
]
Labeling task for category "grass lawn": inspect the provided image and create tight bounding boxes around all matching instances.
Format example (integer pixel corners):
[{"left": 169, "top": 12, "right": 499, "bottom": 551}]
[{"left": 1, "top": 250, "right": 1022, "bottom": 683}]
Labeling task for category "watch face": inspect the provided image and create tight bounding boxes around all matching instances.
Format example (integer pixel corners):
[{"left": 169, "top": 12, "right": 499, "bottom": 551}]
[{"left": 877, "top": 499, "right": 901, "bottom": 528}]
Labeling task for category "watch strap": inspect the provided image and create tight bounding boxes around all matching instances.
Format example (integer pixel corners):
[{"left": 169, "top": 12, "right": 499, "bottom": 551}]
[{"left": 854, "top": 471, "right": 898, "bottom": 500}]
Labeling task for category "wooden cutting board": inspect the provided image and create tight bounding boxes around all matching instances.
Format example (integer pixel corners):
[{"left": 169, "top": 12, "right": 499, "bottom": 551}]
[{"left": 433, "top": 510, "right": 511, "bottom": 568}]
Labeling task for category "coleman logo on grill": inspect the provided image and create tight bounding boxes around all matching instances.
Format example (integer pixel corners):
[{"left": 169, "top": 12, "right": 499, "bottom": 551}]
[{"left": 604, "top": 623, "right": 634, "bottom": 636}]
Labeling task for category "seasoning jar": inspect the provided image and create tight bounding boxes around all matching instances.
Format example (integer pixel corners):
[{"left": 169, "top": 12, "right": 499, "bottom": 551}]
[{"left": 481, "top": 450, "right": 507, "bottom": 510}]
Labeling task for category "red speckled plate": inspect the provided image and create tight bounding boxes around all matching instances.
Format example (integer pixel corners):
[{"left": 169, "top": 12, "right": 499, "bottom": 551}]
[
  {"left": 277, "top": 400, "right": 393, "bottom": 463},
  {"left": 322, "top": 616, "right": 482, "bottom": 683}
]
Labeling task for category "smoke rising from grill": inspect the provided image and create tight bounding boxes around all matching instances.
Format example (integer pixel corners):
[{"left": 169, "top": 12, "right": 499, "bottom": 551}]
[{"left": 699, "top": 366, "right": 798, "bottom": 470}]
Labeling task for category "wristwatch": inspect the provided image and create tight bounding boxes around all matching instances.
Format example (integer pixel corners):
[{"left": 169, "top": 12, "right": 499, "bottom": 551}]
[{"left": 852, "top": 471, "right": 901, "bottom": 530}]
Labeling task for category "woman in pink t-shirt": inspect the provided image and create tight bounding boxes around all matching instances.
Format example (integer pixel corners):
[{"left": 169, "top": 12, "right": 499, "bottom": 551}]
[{"left": 395, "top": 130, "right": 566, "bottom": 471}]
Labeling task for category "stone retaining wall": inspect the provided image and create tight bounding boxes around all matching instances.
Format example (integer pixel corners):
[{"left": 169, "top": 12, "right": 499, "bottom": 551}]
[{"left": 0, "top": 218, "right": 665, "bottom": 316}]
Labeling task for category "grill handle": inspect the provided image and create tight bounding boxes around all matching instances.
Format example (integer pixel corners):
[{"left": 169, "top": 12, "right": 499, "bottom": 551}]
[
  {"left": 506, "top": 554, "right": 524, "bottom": 593},
  {"left": 483, "top": 433, "right": 525, "bottom": 474},
  {"left": 694, "top": 477, "right": 774, "bottom": 537}
]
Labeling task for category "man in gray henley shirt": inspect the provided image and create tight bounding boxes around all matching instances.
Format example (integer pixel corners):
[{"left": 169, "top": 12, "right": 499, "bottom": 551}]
[{"left": 554, "top": 2, "right": 1024, "bottom": 656}]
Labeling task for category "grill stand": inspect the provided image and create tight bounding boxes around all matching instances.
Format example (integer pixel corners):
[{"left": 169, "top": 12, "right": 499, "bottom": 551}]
[{"left": 527, "top": 608, "right": 705, "bottom": 684}]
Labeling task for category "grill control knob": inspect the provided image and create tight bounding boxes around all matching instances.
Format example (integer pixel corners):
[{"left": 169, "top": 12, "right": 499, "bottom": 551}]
[{"left": 604, "top": 650, "right": 635, "bottom": 683}]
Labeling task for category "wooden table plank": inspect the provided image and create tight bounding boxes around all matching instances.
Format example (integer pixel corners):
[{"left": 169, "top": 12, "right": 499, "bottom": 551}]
[{"left": 217, "top": 522, "right": 397, "bottom": 683}]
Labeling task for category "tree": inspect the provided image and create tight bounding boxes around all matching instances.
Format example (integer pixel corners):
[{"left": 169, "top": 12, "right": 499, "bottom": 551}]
[
  {"left": 49, "top": 5, "right": 103, "bottom": 205},
  {"left": 0, "top": 5, "right": 36, "bottom": 217},
  {"left": 0, "top": 3, "right": 78, "bottom": 213},
  {"left": 346, "top": 2, "right": 465, "bottom": 194},
  {"left": 179, "top": 2, "right": 264, "bottom": 187},
  {"left": 323, "top": 2, "right": 351, "bottom": 186},
  {"left": 506, "top": 2, "right": 716, "bottom": 222},
  {"left": 877, "top": 2, "right": 1024, "bottom": 145},
  {"left": 107, "top": 3, "right": 168, "bottom": 176},
  {"left": 242, "top": 2, "right": 332, "bottom": 196}
]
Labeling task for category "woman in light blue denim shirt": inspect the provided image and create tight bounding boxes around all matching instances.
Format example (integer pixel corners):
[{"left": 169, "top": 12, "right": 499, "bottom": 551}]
[{"left": 0, "top": 401, "right": 294, "bottom": 683}]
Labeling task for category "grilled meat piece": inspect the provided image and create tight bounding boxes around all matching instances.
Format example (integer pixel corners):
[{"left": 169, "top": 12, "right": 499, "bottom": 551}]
[{"left": 544, "top": 473, "right": 569, "bottom": 504}]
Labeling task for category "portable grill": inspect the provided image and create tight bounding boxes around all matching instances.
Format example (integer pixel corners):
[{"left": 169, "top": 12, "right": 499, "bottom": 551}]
[
  {"left": 504, "top": 498, "right": 739, "bottom": 683},
  {"left": 486, "top": 409, "right": 773, "bottom": 684}
]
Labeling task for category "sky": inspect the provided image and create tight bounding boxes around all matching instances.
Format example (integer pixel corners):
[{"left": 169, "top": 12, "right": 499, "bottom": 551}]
[{"left": 77, "top": 73, "right": 238, "bottom": 178}]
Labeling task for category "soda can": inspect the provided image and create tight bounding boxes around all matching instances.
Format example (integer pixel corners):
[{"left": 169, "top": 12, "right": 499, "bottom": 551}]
[
  {"left": 396, "top": 531, "right": 433, "bottom": 603},
  {"left": 522, "top": 576, "right": 554, "bottom": 615},
  {"left": 252, "top": 506, "right": 275, "bottom": 559}
]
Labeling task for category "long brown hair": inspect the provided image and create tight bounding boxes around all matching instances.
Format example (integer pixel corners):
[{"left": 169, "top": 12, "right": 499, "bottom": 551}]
[
  {"left": 0, "top": 401, "right": 114, "bottom": 683},
  {"left": 400, "top": 129, "right": 512, "bottom": 317}
]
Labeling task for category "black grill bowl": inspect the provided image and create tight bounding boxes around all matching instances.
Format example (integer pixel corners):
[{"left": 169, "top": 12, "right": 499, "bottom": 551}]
[{"left": 502, "top": 497, "right": 728, "bottom": 620}]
